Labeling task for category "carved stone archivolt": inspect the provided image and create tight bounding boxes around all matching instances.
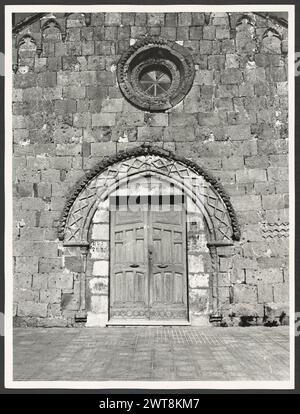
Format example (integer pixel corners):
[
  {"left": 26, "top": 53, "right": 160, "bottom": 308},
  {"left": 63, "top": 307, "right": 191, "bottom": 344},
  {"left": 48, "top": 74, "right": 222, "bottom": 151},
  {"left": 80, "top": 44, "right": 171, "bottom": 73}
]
[
  {"left": 59, "top": 146, "right": 240, "bottom": 245},
  {"left": 116, "top": 37, "right": 195, "bottom": 112}
]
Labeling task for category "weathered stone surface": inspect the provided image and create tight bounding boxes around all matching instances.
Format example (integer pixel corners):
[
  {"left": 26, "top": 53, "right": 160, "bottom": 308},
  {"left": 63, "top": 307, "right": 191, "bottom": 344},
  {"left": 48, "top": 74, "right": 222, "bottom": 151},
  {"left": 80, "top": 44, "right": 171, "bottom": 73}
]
[
  {"left": 233, "top": 284, "right": 258, "bottom": 304},
  {"left": 257, "top": 283, "right": 273, "bottom": 303},
  {"left": 231, "top": 195, "right": 262, "bottom": 211},
  {"left": 93, "top": 261, "right": 109, "bottom": 277},
  {"left": 91, "top": 224, "right": 109, "bottom": 241},
  {"left": 273, "top": 283, "right": 289, "bottom": 303},
  {"left": 17, "top": 301, "right": 48, "bottom": 318}
]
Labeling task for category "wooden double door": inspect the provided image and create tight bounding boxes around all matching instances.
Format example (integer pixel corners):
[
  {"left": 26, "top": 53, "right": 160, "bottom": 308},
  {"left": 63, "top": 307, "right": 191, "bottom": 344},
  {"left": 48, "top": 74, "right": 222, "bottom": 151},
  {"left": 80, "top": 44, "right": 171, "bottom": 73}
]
[{"left": 109, "top": 196, "right": 188, "bottom": 323}]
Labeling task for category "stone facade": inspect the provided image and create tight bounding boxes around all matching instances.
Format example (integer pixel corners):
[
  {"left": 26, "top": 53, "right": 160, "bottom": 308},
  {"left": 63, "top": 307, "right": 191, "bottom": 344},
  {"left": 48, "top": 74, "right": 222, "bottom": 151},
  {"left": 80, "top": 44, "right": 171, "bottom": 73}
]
[{"left": 12, "top": 12, "right": 289, "bottom": 327}]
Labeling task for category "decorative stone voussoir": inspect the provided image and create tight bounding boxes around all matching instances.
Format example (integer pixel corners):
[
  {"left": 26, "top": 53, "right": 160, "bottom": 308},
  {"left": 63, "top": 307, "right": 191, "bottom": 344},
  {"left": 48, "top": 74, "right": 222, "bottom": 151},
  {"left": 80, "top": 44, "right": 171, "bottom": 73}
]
[{"left": 58, "top": 145, "right": 241, "bottom": 244}]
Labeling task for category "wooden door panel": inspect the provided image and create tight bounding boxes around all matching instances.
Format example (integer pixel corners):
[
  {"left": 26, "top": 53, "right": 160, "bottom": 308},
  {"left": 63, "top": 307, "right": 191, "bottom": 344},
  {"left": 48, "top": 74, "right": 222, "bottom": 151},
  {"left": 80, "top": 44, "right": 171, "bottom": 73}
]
[
  {"left": 110, "top": 196, "right": 188, "bottom": 322},
  {"left": 110, "top": 207, "right": 149, "bottom": 320},
  {"left": 151, "top": 271, "right": 185, "bottom": 304},
  {"left": 149, "top": 208, "right": 188, "bottom": 320}
]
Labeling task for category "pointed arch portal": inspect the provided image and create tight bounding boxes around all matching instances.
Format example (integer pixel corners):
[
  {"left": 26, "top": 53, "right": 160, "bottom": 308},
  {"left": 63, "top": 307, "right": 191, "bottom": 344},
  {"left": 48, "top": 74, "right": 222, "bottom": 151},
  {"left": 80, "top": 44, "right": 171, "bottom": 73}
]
[{"left": 59, "top": 146, "right": 240, "bottom": 326}]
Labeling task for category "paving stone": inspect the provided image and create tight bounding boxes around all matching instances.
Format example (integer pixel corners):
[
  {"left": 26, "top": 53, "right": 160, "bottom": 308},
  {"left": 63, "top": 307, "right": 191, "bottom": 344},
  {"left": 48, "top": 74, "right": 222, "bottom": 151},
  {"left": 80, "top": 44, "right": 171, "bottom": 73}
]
[{"left": 13, "top": 326, "right": 289, "bottom": 381}]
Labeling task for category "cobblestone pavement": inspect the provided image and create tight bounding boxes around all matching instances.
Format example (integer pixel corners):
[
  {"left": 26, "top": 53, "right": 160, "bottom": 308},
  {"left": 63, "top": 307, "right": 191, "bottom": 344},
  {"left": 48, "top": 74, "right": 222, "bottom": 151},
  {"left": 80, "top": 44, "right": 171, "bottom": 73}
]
[{"left": 13, "top": 326, "right": 290, "bottom": 381}]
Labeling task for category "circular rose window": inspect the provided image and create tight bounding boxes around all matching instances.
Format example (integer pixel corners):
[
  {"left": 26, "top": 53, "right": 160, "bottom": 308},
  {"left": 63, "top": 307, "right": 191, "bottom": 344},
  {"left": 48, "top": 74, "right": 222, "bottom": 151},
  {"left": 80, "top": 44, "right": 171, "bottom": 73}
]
[
  {"left": 139, "top": 66, "right": 172, "bottom": 97},
  {"left": 117, "top": 37, "right": 195, "bottom": 112}
]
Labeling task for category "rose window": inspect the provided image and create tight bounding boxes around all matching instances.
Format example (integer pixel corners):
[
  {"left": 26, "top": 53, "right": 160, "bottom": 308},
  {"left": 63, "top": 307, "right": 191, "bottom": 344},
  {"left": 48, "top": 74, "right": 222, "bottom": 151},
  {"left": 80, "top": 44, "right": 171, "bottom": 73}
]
[
  {"left": 139, "top": 66, "right": 172, "bottom": 97},
  {"left": 117, "top": 37, "right": 195, "bottom": 112}
]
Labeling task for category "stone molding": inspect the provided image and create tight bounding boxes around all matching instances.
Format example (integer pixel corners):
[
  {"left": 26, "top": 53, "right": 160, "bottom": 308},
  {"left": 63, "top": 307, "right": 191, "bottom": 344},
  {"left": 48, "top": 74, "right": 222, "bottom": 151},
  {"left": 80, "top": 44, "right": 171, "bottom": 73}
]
[{"left": 59, "top": 145, "right": 241, "bottom": 244}]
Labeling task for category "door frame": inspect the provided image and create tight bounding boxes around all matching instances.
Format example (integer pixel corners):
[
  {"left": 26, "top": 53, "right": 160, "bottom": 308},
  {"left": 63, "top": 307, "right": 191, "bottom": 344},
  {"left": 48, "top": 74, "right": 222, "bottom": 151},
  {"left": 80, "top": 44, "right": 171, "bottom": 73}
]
[{"left": 107, "top": 194, "right": 190, "bottom": 326}]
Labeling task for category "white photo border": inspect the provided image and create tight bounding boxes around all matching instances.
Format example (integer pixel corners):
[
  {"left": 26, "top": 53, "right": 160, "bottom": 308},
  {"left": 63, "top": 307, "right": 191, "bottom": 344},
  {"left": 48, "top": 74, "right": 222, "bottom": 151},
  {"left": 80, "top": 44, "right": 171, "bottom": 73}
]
[{"left": 4, "top": 3, "right": 295, "bottom": 390}]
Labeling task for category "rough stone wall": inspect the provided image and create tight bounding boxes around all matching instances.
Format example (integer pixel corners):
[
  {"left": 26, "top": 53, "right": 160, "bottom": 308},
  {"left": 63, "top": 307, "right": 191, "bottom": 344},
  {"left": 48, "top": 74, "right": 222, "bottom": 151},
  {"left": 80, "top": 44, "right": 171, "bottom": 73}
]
[{"left": 13, "top": 12, "right": 289, "bottom": 327}]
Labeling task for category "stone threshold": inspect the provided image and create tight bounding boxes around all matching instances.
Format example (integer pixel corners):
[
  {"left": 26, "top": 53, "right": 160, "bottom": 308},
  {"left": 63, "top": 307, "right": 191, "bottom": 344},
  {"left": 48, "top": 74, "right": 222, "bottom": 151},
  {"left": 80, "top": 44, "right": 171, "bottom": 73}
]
[{"left": 106, "top": 320, "right": 191, "bottom": 326}]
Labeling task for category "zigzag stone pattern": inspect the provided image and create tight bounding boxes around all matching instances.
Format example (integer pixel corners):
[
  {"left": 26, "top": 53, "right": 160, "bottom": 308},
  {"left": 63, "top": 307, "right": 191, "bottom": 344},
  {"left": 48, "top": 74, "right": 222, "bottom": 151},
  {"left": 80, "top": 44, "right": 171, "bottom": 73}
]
[
  {"left": 59, "top": 146, "right": 240, "bottom": 244},
  {"left": 261, "top": 222, "right": 289, "bottom": 239}
]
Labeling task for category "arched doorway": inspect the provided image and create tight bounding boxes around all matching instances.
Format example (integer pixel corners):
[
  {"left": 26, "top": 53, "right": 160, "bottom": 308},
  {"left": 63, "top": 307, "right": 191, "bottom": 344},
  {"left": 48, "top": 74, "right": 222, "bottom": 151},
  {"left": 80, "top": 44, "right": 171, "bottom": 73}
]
[{"left": 59, "top": 145, "right": 240, "bottom": 326}]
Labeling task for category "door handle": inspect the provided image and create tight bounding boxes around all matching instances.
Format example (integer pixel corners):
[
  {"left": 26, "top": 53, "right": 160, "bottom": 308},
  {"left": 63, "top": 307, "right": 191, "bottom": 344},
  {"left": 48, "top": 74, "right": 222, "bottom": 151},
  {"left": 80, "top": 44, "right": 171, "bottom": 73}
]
[
  {"left": 129, "top": 264, "right": 139, "bottom": 268},
  {"left": 157, "top": 264, "right": 168, "bottom": 269}
]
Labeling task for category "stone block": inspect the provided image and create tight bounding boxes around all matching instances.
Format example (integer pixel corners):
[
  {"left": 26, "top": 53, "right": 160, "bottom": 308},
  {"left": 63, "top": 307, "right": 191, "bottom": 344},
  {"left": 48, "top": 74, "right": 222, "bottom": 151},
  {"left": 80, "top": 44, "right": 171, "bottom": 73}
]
[
  {"left": 188, "top": 255, "right": 204, "bottom": 273},
  {"left": 178, "top": 13, "right": 192, "bottom": 26},
  {"left": 257, "top": 283, "right": 273, "bottom": 303},
  {"left": 73, "top": 113, "right": 91, "bottom": 128},
  {"left": 219, "top": 257, "right": 231, "bottom": 272},
  {"left": 165, "top": 13, "right": 177, "bottom": 26},
  {"left": 264, "top": 302, "right": 289, "bottom": 319},
  {"left": 176, "top": 27, "right": 189, "bottom": 40},
  {"left": 147, "top": 13, "right": 164, "bottom": 26},
  {"left": 262, "top": 194, "right": 287, "bottom": 210},
  {"left": 218, "top": 272, "right": 231, "bottom": 287},
  {"left": 189, "top": 273, "right": 209, "bottom": 288},
  {"left": 163, "top": 127, "right": 194, "bottom": 142},
  {"left": 131, "top": 26, "right": 147, "bottom": 38},
  {"left": 95, "top": 41, "right": 115, "bottom": 55},
  {"left": 90, "top": 295, "right": 108, "bottom": 313},
  {"left": 14, "top": 273, "right": 33, "bottom": 289},
  {"left": 90, "top": 142, "right": 116, "bottom": 156},
  {"left": 39, "top": 258, "right": 63, "bottom": 273},
  {"left": 93, "top": 210, "right": 109, "bottom": 224},
  {"left": 197, "top": 111, "right": 227, "bottom": 126},
  {"left": 93, "top": 261, "right": 109, "bottom": 277},
  {"left": 147, "top": 113, "right": 168, "bottom": 127},
  {"left": 222, "top": 156, "right": 244, "bottom": 170},
  {"left": 101, "top": 98, "right": 123, "bottom": 113},
  {"left": 236, "top": 168, "right": 267, "bottom": 183},
  {"left": 208, "top": 55, "right": 225, "bottom": 70},
  {"left": 92, "top": 113, "right": 116, "bottom": 127},
  {"left": 225, "top": 125, "right": 252, "bottom": 141},
  {"left": 216, "top": 26, "right": 230, "bottom": 40},
  {"left": 267, "top": 167, "right": 289, "bottom": 182},
  {"left": 115, "top": 113, "right": 144, "bottom": 128},
  {"left": 63, "top": 86, "right": 85, "bottom": 99},
  {"left": 246, "top": 268, "right": 284, "bottom": 285},
  {"left": 194, "top": 70, "right": 214, "bottom": 85},
  {"left": 231, "top": 195, "right": 261, "bottom": 211},
  {"left": 214, "top": 98, "right": 233, "bottom": 111},
  {"left": 89, "top": 277, "right": 108, "bottom": 295},
  {"left": 273, "top": 283, "right": 289, "bottom": 303},
  {"left": 233, "top": 284, "right": 257, "bottom": 303},
  {"left": 203, "top": 26, "right": 216, "bottom": 40},
  {"left": 220, "top": 68, "right": 243, "bottom": 84},
  {"left": 199, "top": 40, "right": 213, "bottom": 54},
  {"left": 189, "top": 26, "right": 202, "bottom": 40},
  {"left": 40, "top": 288, "right": 62, "bottom": 304},
  {"left": 91, "top": 224, "right": 109, "bottom": 241},
  {"left": 216, "top": 84, "right": 238, "bottom": 98},
  {"left": 90, "top": 241, "right": 109, "bottom": 260},
  {"left": 32, "top": 273, "right": 48, "bottom": 289},
  {"left": 17, "top": 301, "right": 48, "bottom": 318},
  {"left": 14, "top": 286, "right": 39, "bottom": 302},
  {"left": 244, "top": 67, "right": 266, "bottom": 84},
  {"left": 64, "top": 256, "right": 82, "bottom": 273},
  {"left": 87, "top": 56, "right": 106, "bottom": 71},
  {"left": 266, "top": 66, "right": 287, "bottom": 82},
  {"left": 104, "top": 26, "right": 118, "bottom": 40},
  {"left": 15, "top": 256, "right": 38, "bottom": 273},
  {"left": 160, "top": 27, "right": 177, "bottom": 40}
]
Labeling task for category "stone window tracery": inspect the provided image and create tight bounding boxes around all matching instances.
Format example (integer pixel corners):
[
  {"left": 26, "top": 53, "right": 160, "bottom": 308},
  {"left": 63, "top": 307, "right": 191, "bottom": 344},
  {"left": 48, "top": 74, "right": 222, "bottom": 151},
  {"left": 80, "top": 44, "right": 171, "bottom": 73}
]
[{"left": 117, "top": 37, "right": 195, "bottom": 112}]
